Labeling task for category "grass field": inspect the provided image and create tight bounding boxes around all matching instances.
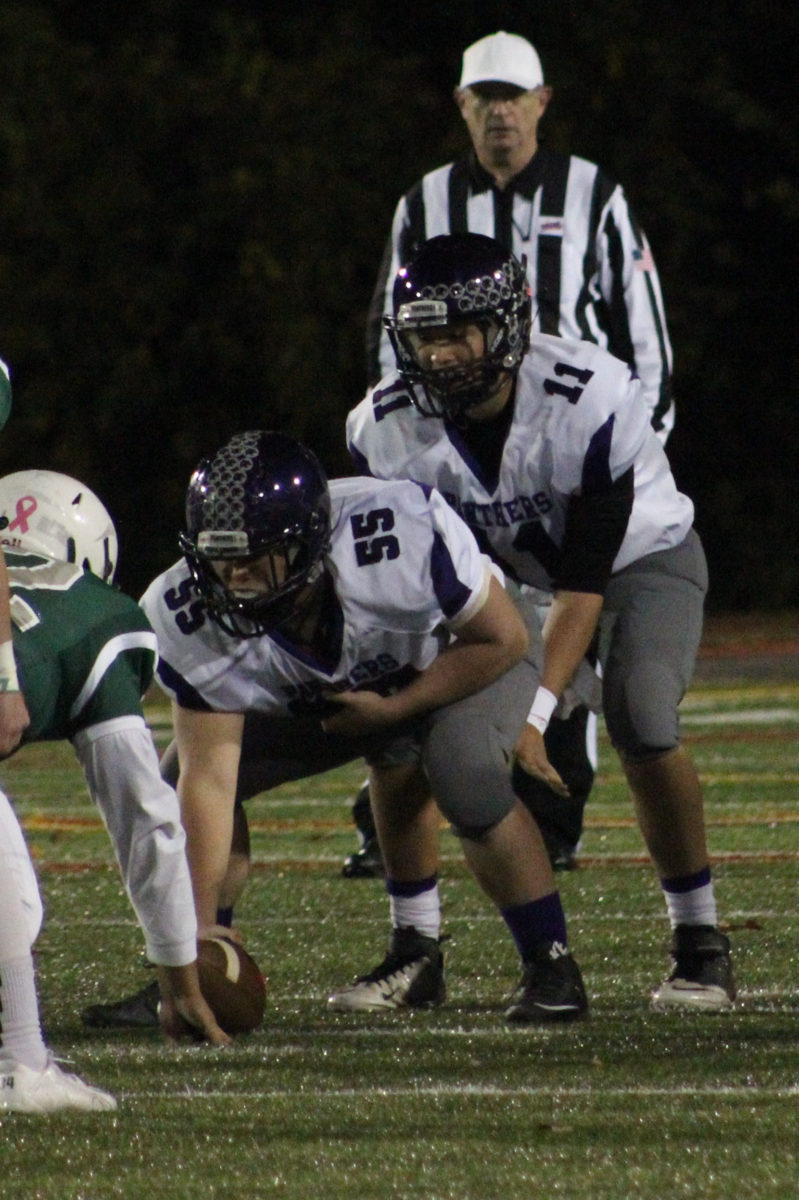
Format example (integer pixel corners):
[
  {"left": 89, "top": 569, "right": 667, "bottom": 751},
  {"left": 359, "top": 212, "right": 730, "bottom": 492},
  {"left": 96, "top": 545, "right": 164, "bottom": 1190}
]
[{"left": 2, "top": 649, "right": 799, "bottom": 1198}]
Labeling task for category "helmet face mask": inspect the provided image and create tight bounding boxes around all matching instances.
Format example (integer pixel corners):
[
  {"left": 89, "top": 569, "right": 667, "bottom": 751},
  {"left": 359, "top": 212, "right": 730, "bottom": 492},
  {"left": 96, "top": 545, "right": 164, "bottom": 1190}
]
[
  {"left": 395, "top": 312, "right": 504, "bottom": 418},
  {"left": 185, "top": 534, "right": 325, "bottom": 639},
  {"left": 180, "top": 430, "right": 331, "bottom": 638},
  {"left": 385, "top": 234, "right": 531, "bottom": 422},
  {"left": 0, "top": 469, "right": 118, "bottom": 582}
]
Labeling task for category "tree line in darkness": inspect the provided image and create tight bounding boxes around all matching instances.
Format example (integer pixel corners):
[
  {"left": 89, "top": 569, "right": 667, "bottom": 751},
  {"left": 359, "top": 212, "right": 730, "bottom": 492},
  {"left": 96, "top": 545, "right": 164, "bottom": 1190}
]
[{"left": 1, "top": 0, "right": 796, "bottom": 608}]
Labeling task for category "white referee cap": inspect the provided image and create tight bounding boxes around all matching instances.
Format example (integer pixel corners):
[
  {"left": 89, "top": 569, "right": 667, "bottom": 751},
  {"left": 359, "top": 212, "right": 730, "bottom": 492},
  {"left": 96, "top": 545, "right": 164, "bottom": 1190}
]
[{"left": 459, "top": 31, "right": 544, "bottom": 91}]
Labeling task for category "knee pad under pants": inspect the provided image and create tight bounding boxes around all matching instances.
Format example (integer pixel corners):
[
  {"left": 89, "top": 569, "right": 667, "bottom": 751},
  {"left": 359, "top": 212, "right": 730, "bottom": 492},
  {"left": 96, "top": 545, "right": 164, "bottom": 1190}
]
[
  {"left": 603, "top": 657, "right": 684, "bottom": 760},
  {"left": 600, "top": 531, "right": 707, "bottom": 762},
  {"left": 422, "top": 658, "right": 534, "bottom": 833}
]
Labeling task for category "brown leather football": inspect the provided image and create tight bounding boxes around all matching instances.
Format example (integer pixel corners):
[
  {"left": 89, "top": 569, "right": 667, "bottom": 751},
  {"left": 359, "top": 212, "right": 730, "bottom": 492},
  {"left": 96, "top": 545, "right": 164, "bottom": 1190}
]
[{"left": 196, "top": 937, "right": 266, "bottom": 1034}]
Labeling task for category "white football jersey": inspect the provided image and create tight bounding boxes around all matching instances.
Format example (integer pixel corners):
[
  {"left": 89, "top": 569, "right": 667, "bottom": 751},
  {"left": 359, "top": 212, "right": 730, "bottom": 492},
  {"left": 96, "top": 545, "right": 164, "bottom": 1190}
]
[
  {"left": 347, "top": 334, "right": 693, "bottom": 593},
  {"left": 141, "top": 477, "right": 490, "bottom": 716}
]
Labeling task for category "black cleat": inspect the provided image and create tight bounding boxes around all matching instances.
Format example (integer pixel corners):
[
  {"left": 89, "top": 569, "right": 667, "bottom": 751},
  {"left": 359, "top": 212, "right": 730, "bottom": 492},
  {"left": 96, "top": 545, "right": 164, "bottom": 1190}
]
[
  {"left": 652, "top": 924, "right": 735, "bottom": 1011},
  {"left": 341, "top": 835, "right": 384, "bottom": 878},
  {"left": 505, "top": 941, "right": 588, "bottom": 1023},
  {"left": 546, "top": 839, "right": 579, "bottom": 872},
  {"left": 81, "top": 979, "right": 160, "bottom": 1029},
  {"left": 341, "top": 782, "right": 384, "bottom": 878}
]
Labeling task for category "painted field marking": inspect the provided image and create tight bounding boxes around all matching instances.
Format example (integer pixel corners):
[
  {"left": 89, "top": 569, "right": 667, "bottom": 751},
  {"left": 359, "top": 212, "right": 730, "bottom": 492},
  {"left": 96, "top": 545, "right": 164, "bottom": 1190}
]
[
  {"left": 682, "top": 708, "right": 799, "bottom": 725},
  {"left": 122, "top": 1083, "right": 799, "bottom": 1101},
  {"left": 29, "top": 846, "right": 799, "bottom": 873}
]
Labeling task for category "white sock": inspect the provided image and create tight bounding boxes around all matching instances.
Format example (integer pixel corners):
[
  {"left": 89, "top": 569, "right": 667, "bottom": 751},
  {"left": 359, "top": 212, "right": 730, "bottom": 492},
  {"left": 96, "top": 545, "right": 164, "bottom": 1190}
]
[
  {"left": 389, "top": 886, "right": 441, "bottom": 939},
  {"left": 0, "top": 955, "right": 47, "bottom": 1071},
  {"left": 664, "top": 882, "right": 717, "bottom": 929}
]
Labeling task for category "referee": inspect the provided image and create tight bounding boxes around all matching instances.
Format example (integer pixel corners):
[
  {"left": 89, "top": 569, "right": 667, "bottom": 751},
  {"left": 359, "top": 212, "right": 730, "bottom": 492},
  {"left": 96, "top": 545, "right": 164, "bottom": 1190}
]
[
  {"left": 366, "top": 30, "right": 674, "bottom": 442},
  {"left": 349, "top": 31, "right": 676, "bottom": 876}
]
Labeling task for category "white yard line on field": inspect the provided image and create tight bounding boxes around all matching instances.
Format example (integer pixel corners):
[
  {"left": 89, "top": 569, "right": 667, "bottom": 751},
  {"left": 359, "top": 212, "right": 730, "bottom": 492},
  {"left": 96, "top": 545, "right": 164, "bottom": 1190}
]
[
  {"left": 681, "top": 708, "right": 799, "bottom": 725},
  {"left": 122, "top": 1083, "right": 799, "bottom": 1101}
]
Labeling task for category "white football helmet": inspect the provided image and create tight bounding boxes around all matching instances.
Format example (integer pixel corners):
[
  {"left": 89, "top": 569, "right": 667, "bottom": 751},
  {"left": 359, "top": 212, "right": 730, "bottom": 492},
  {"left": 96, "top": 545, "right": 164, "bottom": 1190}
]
[{"left": 0, "top": 469, "right": 118, "bottom": 582}]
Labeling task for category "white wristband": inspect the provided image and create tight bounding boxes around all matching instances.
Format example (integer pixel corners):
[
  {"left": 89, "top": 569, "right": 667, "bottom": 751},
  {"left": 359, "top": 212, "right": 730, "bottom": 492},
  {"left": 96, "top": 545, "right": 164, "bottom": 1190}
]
[
  {"left": 526, "top": 686, "right": 557, "bottom": 734},
  {"left": 0, "top": 639, "right": 19, "bottom": 693}
]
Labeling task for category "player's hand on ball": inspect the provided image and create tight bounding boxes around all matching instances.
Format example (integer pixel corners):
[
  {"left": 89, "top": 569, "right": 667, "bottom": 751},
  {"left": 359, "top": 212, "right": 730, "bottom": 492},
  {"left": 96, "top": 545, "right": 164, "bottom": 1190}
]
[
  {"left": 164, "top": 994, "right": 231, "bottom": 1047},
  {"left": 155, "top": 963, "right": 231, "bottom": 1046},
  {"left": 514, "top": 724, "right": 570, "bottom": 798},
  {"left": 194, "top": 938, "right": 267, "bottom": 1035}
]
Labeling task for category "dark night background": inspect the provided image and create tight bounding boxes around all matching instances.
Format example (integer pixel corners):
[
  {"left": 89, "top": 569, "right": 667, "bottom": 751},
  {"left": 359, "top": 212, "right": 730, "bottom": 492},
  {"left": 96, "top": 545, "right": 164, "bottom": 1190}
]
[{"left": 1, "top": 1, "right": 796, "bottom": 610}]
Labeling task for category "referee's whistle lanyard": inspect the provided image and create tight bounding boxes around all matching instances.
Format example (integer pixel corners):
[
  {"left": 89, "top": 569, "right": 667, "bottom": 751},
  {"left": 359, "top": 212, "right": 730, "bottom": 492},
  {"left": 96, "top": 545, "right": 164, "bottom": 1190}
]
[
  {"left": 493, "top": 184, "right": 534, "bottom": 245},
  {"left": 512, "top": 197, "right": 534, "bottom": 242}
]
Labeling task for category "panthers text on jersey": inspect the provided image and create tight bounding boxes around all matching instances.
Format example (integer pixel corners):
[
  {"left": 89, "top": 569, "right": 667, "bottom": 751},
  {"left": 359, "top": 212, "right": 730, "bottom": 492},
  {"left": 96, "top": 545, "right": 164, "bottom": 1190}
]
[
  {"left": 5, "top": 551, "right": 197, "bottom": 967},
  {"left": 347, "top": 334, "right": 693, "bottom": 595},
  {"left": 142, "top": 477, "right": 492, "bottom": 718}
]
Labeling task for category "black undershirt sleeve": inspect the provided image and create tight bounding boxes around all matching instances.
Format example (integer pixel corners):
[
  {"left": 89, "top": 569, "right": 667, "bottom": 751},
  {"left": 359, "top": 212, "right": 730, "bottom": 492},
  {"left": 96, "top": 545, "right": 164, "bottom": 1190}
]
[{"left": 553, "top": 465, "right": 635, "bottom": 594}]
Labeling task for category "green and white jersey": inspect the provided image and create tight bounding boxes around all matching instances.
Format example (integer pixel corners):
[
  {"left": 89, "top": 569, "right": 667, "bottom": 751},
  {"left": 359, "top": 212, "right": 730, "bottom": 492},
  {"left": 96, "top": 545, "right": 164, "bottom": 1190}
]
[
  {"left": 4, "top": 551, "right": 197, "bottom": 967},
  {"left": 8, "top": 552, "right": 157, "bottom": 742}
]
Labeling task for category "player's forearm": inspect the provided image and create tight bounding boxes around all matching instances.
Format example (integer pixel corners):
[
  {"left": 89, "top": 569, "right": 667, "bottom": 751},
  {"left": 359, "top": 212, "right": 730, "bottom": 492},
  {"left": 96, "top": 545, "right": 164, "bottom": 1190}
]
[
  {"left": 178, "top": 777, "right": 235, "bottom": 930},
  {"left": 540, "top": 591, "right": 604, "bottom": 701},
  {"left": 383, "top": 574, "right": 527, "bottom": 720},
  {"left": 172, "top": 706, "right": 244, "bottom": 930},
  {"left": 393, "top": 640, "right": 520, "bottom": 723}
]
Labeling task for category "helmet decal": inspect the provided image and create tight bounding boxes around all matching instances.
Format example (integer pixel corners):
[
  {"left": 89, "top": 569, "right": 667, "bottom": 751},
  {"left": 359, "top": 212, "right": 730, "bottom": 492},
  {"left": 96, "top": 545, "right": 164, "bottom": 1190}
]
[
  {"left": 194, "top": 430, "right": 261, "bottom": 537},
  {"left": 405, "top": 260, "right": 521, "bottom": 316},
  {"left": 5, "top": 494, "right": 38, "bottom": 536}
]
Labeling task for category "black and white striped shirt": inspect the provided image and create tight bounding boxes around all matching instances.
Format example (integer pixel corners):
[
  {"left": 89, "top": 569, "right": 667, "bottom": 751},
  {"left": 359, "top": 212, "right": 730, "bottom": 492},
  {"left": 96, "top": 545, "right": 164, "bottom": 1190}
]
[{"left": 367, "top": 149, "right": 674, "bottom": 440}]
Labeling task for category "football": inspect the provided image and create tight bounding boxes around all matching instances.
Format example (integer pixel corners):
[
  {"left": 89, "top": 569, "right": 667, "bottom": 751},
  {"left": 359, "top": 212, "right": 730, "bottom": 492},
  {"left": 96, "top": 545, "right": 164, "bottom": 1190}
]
[{"left": 196, "top": 937, "right": 267, "bottom": 1035}]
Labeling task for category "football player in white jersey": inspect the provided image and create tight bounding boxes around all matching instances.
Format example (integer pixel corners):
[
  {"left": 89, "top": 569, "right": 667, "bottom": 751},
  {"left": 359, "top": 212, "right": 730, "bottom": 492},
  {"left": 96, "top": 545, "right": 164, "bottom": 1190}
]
[
  {"left": 0, "top": 471, "right": 228, "bottom": 1116},
  {"left": 346, "top": 233, "right": 735, "bottom": 1012},
  {"left": 351, "top": 31, "right": 677, "bottom": 881},
  {"left": 85, "top": 429, "right": 589, "bottom": 1026}
]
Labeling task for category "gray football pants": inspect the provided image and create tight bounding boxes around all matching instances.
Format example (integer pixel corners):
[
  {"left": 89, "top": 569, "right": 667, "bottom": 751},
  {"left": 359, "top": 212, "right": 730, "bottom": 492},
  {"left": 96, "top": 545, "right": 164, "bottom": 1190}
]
[{"left": 597, "top": 528, "right": 708, "bottom": 762}]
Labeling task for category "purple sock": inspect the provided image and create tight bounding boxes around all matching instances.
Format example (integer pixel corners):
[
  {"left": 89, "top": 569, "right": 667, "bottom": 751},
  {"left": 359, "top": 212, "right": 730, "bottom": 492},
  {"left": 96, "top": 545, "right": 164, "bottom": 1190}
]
[
  {"left": 501, "top": 892, "right": 568, "bottom": 961},
  {"left": 385, "top": 875, "right": 438, "bottom": 898},
  {"left": 660, "top": 865, "right": 712, "bottom": 893}
]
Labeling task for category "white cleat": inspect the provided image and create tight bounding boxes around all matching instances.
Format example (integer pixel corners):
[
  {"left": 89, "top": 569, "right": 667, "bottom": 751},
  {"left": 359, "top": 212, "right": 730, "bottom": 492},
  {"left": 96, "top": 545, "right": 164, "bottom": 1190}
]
[
  {"left": 651, "top": 978, "right": 734, "bottom": 1012},
  {"left": 329, "top": 961, "right": 431, "bottom": 1012},
  {"left": 0, "top": 1055, "right": 118, "bottom": 1114},
  {"left": 328, "top": 927, "right": 446, "bottom": 1013},
  {"left": 651, "top": 925, "right": 736, "bottom": 1013}
]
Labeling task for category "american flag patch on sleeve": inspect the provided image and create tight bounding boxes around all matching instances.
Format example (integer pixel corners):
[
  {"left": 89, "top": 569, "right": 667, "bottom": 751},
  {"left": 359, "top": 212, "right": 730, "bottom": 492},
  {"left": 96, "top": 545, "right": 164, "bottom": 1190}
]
[{"left": 633, "top": 246, "right": 655, "bottom": 272}]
